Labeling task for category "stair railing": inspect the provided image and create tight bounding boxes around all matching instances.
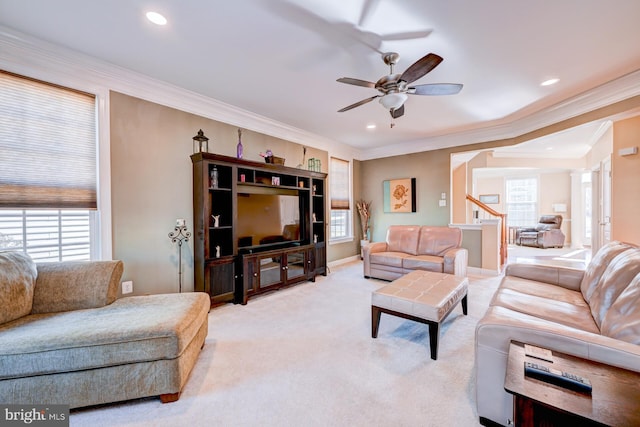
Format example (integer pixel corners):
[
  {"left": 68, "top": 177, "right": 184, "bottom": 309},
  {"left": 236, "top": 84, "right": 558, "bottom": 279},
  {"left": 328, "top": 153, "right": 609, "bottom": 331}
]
[{"left": 466, "top": 194, "right": 507, "bottom": 267}]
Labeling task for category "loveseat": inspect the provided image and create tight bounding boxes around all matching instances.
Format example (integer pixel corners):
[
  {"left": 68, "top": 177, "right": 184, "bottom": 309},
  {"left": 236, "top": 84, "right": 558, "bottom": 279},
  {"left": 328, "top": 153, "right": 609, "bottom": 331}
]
[
  {"left": 363, "top": 225, "right": 468, "bottom": 281},
  {"left": 475, "top": 241, "right": 640, "bottom": 426},
  {"left": 0, "top": 251, "right": 210, "bottom": 409}
]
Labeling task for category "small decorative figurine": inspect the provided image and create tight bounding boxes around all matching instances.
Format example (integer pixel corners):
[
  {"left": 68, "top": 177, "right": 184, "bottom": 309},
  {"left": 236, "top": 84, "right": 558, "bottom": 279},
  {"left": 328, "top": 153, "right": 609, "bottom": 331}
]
[
  {"left": 212, "top": 215, "right": 220, "bottom": 228},
  {"left": 215, "top": 245, "right": 220, "bottom": 258}
]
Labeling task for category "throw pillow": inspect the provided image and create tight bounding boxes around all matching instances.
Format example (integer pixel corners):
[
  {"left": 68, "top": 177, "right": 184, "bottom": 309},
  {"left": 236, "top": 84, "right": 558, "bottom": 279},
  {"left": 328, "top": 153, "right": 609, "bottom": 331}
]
[{"left": 0, "top": 251, "right": 37, "bottom": 324}]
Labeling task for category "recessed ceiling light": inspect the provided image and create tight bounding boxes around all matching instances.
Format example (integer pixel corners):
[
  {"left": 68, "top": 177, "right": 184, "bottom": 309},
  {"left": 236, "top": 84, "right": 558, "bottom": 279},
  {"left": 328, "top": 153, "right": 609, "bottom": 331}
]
[
  {"left": 366, "top": 124, "right": 376, "bottom": 129},
  {"left": 541, "top": 78, "right": 559, "bottom": 86},
  {"left": 146, "top": 11, "right": 167, "bottom": 26}
]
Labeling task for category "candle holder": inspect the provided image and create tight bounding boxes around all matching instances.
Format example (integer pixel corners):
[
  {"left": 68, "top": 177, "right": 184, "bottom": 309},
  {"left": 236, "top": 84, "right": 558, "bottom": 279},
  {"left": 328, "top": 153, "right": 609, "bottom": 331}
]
[{"left": 168, "top": 223, "right": 191, "bottom": 293}]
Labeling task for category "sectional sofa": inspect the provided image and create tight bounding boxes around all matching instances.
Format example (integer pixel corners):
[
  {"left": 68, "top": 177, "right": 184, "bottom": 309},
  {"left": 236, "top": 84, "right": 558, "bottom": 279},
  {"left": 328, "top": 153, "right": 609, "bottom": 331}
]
[
  {"left": 363, "top": 225, "right": 468, "bottom": 281},
  {"left": 475, "top": 241, "right": 640, "bottom": 426},
  {"left": 0, "top": 251, "right": 210, "bottom": 408}
]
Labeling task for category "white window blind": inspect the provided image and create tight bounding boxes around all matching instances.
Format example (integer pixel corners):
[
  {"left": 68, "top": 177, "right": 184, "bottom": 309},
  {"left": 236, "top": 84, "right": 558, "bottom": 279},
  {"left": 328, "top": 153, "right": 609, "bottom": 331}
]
[
  {"left": 330, "top": 157, "right": 350, "bottom": 210},
  {"left": 0, "top": 70, "right": 97, "bottom": 208},
  {"left": 330, "top": 157, "right": 351, "bottom": 240}
]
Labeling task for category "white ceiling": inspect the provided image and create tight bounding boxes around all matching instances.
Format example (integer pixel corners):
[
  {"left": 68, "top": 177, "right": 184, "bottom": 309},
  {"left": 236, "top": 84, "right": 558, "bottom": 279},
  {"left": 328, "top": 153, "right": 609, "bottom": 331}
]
[{"left": 2, "top": 0, "right": 640, "bottom": 159}]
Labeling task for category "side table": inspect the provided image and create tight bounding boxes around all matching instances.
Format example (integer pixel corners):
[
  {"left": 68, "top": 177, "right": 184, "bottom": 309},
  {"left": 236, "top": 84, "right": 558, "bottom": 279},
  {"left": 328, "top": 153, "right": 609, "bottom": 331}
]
[{"left": 504, "top": 341, "right": 640, "bottom": 427}]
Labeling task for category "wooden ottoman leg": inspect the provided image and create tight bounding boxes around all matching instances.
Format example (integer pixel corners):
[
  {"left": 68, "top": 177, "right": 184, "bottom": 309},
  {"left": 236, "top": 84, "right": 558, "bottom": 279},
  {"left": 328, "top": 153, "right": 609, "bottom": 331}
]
[
  {"left": 428, "top": 321, "right": 440, "bottom": 360},
  {"left": 461, "top": 294, "right": 468, "bottom": 315},
  {"left": 371, "top": 306, "right": 382, "bottom": 338},
  {"left": 160, "top": 392, "right": 180, "bottom": 403}
]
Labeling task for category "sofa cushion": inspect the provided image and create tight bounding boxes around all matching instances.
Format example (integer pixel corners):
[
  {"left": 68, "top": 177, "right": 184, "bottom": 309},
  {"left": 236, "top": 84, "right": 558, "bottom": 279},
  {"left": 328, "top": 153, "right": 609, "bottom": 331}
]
[
  {"left": 0, "top": 251, "right": 37, "bottom": 325},
  {"left": 490, "top": 286, "right": 599, "bottom": 334},
  {"left": 580, "top": 241, "right": 634, "bottom": 303},
  {"left": 0, "top": 293, "right": 210, "bottom": 380},
  {"left": 500, "top": 276, "right": 588, "bottom": 306},
  {"left": 31, "top": 260, "right": 123, "bottom": 314},
  {"left": 402, "top": 255, "right": 444, "bottom": 272},
  {"left": 417, "top": 226, "right": 461, "bottom": 256},
  {"left": 601, "top": 274, "right": 640, "bottom": 345},
  {"left": 589, "top": 248, "right": 640, "bottom": 329},
  {"left": 369, "top": 251, "right": 411, "bottom": 268},
  {"left": 385, "top": 225, "right": 420, "bottom": 255}
]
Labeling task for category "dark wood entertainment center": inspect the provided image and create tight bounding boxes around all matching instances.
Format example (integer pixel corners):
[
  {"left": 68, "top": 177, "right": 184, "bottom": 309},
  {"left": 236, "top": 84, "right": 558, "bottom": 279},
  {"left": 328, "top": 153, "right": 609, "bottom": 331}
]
[{"left": 191, "top": 152, "right": 327, "bottom": 305}]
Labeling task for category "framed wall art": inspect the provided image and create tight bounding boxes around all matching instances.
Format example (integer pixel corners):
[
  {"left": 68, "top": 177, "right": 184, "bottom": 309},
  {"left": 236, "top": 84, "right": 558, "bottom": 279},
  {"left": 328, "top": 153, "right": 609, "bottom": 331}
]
[
  {"left": 479, "top": 194, "right": 500, "bottom": 204},
  {"left": 383, "top": 178, "right": 416, "bottom": 213}
]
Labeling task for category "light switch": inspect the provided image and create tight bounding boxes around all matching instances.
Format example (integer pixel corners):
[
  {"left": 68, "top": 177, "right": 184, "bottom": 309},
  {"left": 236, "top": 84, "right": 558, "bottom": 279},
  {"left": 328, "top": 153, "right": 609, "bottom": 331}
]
[
  {"left": 441, "top": 192, "right": 446, "bottom": 200},
  {"left": 439, "top": 199, "right": 446, "bottom": 207}
]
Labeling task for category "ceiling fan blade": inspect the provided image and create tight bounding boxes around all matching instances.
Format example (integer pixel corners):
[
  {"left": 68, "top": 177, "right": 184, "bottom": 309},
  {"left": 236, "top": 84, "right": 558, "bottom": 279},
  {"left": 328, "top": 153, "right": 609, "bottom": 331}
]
[
  {"left": 390, "top": 104, "right": 405, "bottom": 119},
  {"left": 409, "top": 83, "right": 463, "bottom": 96},
  {"left": 338, "top": 95, "right": 379, "bottom": 112},
  {"left": 380, "top": 29, "right": 433, "bottom": 41},
  {"left": 358, "top": 0, "right": 380, "bottom": 26},
  {"left": 337, "top": 77, "right": 376, "bottom": 88},
  {"left": 400, "top": 53, "right": 443, "bottom": 84}
]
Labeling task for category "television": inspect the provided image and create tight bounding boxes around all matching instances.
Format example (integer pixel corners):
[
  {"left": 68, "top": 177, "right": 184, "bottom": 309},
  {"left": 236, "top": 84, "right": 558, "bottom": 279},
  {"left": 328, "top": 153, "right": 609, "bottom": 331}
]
[{"left": 236, "top": 187, "right": 307, "bottom": 250}]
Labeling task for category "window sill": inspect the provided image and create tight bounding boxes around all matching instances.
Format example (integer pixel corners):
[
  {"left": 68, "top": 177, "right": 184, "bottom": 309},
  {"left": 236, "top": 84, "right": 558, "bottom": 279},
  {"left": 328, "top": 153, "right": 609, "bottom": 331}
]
[{"left": 329, "top": 236, "right": 354, "bottom": 246}]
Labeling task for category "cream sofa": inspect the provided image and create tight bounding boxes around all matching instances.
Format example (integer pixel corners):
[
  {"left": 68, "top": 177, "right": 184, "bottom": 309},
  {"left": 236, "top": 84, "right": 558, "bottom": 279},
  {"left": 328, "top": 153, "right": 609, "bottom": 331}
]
[
  {"left": 363, "top": 225, "right": 468, "bottom": 281},
  {"left": 0, "top": 251, "right": 210, "bottom": 409},
  {"left": 475, "top": 241, "right": 640, "bottom": 426}
]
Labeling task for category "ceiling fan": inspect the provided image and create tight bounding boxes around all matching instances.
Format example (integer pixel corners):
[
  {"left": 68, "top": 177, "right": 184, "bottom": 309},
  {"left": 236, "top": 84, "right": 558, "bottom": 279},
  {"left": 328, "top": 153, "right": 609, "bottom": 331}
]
[{"left": 337, "top": 52, "right": 463, "bottom": 119}]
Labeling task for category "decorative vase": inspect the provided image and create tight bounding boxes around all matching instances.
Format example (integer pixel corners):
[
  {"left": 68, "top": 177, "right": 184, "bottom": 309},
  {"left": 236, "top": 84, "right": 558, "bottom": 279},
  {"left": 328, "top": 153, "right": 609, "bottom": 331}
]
[
  {"left": 360, "top": 239, "right": 370, "bottom": 260},
  {"left": 237, "top": 129, "right": 243, "bottom": 159}
]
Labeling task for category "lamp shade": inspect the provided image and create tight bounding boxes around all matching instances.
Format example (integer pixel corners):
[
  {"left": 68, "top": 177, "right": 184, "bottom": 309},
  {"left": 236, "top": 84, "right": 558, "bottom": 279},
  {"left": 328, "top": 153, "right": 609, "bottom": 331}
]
[{"left": 379, "top": 92, "right": 408, "bottom": 110}]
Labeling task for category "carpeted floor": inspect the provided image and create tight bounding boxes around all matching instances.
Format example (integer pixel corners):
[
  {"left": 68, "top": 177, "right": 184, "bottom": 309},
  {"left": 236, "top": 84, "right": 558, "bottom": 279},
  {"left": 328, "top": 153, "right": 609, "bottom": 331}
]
[{"left": 71, "top": 261, "right": 502, "bottom": 426}]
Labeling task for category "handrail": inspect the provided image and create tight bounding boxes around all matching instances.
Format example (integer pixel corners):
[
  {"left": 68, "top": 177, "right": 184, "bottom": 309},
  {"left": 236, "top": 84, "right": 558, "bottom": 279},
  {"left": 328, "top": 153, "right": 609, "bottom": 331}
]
[{"left": 466, "top": 194, "right": 508, "bottom": 267}]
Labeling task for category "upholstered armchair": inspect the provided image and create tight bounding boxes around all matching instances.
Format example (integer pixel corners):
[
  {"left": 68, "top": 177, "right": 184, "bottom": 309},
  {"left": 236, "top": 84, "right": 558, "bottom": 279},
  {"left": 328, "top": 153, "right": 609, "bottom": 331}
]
[{"left": 516, "top": 215, "right": 565, "bottom": 248}]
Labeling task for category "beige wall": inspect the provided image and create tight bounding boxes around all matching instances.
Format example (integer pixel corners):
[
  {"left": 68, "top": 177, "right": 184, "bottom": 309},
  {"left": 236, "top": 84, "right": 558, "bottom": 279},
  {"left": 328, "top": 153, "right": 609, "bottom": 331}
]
[
  {"left": 612, "top": 116, "right": 640, "bottom": 244},
  {"left": 539, "top": 172, "right": 571, "bottom": 241},
  {"left": 452, "top": 163, "right": 467, "bottom": 223},
  {"left": 360, "top": 149, "right": 452, "bottom": 243},
  {"left": 109, "top": 91, "right": 328, "bottom": 295},
  {"left": 472, "top": 171, "right": 572, "bottom": 242}
]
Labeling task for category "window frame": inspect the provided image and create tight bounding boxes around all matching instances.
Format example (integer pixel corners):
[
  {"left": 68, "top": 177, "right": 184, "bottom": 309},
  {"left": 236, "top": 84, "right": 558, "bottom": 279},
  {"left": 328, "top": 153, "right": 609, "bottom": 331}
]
[
  {"left": 329, "top": 156, "right": 353, "bottom": 244},
  {"left": 0, "top": 68, "right": 111, "bottom": 260},
  {"left": 505, "top": 176, "right": 538, "bottom": 228}
]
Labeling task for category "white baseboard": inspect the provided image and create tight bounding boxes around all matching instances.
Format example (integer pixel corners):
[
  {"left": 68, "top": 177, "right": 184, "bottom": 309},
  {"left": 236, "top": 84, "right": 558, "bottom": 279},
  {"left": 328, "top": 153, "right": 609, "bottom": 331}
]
[{"left": 328, "top": 255, "right": 361, "bottom": 269}]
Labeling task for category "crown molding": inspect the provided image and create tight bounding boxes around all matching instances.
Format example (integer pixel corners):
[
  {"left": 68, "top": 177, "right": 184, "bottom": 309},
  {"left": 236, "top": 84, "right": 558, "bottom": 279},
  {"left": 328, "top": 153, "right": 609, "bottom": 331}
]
[
  {"left": 0, "top": 26, "right": 359, "bottom": 161},
  {"left": 356, "top": 68, "right": 640, "bottom": 160},
  {"left": 2, "top": 25, "right": 639, "bottom": 163}
]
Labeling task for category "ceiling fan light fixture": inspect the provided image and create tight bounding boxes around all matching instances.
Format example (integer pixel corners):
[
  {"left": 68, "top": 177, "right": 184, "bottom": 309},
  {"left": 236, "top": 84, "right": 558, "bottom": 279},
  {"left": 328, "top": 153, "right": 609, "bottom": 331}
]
[{"left": 379, "top": 92, "right": 407, "bottom": 110}]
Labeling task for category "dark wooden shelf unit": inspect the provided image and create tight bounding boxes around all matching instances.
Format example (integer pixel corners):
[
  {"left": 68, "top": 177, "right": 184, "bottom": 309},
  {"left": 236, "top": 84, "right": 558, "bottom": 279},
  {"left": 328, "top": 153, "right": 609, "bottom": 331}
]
[{"left": 191, "top": 152, "right": 327, "bottom": 305}]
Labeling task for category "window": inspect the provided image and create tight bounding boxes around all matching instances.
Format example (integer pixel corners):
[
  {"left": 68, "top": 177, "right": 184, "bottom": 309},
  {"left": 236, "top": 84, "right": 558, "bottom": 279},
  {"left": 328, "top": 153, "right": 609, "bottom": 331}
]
[
  {"left": 505, "top": 177, "right": 537, "bottom": 227},
  {"left": 0, "top": 210, "right": 91, "bottom": 262},
  {"left": 329, "top": 157, "right": 351, "bottom": 240},
  {"left": 0, "top": 71, "right": 97, "bottom": 261}
]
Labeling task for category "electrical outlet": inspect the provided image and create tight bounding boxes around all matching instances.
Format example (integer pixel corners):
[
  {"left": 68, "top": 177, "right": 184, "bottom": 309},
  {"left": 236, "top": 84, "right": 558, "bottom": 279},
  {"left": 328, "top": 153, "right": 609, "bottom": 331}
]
[
  {"left": 122, "top": 280, "right": 133, "bottom": 294},
  {"left": 439, "top": 199, "right": 447, "bottom": 207}
]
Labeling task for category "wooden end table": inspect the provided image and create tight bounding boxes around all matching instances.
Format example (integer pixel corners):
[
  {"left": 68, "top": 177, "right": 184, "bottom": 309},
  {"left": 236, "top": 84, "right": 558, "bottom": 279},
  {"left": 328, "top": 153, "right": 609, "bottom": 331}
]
[{"left": 504, "top": 341, "right": 640, "bottom": 427}]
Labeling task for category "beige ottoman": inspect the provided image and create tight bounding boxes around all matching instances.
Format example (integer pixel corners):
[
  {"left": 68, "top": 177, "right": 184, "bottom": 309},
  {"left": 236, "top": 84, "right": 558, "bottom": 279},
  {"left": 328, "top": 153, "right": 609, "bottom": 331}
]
[{"left": 371, "top": 270, "right": 468, "bottom": 360}]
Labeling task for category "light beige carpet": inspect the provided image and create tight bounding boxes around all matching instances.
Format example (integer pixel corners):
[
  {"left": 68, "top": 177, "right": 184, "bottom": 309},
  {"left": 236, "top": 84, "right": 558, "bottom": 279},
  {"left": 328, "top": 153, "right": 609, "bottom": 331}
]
[{"left": 72, "top": 261, "right": 501, "bottom": 426}]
